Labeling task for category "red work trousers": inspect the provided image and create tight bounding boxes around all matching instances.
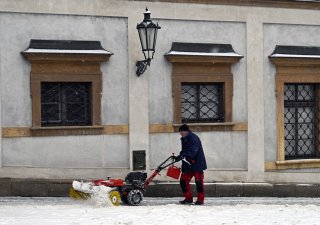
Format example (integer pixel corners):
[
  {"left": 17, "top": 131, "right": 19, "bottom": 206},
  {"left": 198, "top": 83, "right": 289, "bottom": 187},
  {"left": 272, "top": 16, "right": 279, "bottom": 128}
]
[{"left": 179, "top": 171, "right": 204, "bottom": 203}]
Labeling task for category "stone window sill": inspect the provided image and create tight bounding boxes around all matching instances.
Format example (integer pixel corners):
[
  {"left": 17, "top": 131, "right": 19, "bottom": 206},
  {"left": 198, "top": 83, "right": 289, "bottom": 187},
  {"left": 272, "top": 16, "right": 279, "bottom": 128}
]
[
  {"left": 266, "top": 159, "right": 320, "bottom": 170},
  {"left": 172, "top": 122, "right": 246, "bottom": 132},
  {"left": 31, "top": 126, "right": 104, "bottom": 136}
]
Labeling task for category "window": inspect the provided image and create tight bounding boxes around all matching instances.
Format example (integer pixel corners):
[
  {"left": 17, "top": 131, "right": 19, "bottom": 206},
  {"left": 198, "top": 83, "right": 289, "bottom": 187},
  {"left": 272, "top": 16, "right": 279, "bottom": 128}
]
[
  {"left": 22, "top": 39, "right": 112, "bottom": 136},
  {"left": 165, "top": 42, "right": 242, "bottom": 129},
  {"left": 181, "top": 83, "right": 224, "bottom": 123},
  {"left": 284, "top": 83, "right": 319, "bottom": 159},
  {"left": 269, "top": 45, "right": 320, "bottom": 169},
  {"left": 41, "top": 82, "right": 92, "bottom": 126}
]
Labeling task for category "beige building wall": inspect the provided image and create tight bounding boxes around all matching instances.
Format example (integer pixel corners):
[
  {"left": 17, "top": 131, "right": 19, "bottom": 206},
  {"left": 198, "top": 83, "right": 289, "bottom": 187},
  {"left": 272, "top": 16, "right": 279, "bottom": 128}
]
[{"left": 0, "top": 0, "right": 320, "bottom": 183}]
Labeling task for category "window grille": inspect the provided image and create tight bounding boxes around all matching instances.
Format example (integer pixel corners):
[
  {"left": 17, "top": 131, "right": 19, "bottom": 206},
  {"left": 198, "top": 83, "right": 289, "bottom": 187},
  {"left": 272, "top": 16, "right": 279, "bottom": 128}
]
[
  {"left": 41, "top": 82, "right": 92, "bottom": 126},
  {"left": 181, "top": 83, "right": 224, "bottom": 123},
  {"left": 284, "top": 83, "right": 320, "bottom": 159}
]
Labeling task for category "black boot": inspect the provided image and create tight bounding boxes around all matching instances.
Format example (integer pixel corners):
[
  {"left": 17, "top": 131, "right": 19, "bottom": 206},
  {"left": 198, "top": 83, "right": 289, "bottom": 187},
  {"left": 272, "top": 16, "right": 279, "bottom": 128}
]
[
  {"left": 179, "top": 199, "right": 193, "bottom": 204},
  {"left": 194, "top": 201, "right": 204, "bottom": 205}
]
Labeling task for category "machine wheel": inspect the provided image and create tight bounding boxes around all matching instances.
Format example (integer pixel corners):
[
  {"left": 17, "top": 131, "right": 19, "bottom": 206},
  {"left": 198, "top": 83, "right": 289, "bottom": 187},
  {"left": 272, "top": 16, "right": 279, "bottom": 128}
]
[
  {"left": 108, "top": 190, "right": 121, "bottom": 206},
  {"left": 69, "top": 187, "right": 91, "bottom": 200},
  {"left": 127, "top": 189, "right": 143, "bottom": 206}
]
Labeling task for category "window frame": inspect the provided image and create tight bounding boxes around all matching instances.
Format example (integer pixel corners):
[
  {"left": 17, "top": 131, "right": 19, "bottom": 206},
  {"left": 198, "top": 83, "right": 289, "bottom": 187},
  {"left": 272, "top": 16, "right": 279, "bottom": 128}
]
[
  {"left": 270, "top": 57, "right": 320, "bottom": 169},
  {"left": 22, "top": 52, "right": 111, "bottom": 136}
]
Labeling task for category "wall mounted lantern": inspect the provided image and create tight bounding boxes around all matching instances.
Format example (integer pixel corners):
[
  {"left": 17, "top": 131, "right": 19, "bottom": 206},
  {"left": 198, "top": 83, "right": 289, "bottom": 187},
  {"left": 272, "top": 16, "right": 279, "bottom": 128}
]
[{"left": 136, "top": 8, "right": 161, "bottom": 76}]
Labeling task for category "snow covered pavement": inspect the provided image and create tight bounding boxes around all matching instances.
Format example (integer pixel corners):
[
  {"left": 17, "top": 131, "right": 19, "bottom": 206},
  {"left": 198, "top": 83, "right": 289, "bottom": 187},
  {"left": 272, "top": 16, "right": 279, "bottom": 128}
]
[{"left": 1, "top": 197, "right": 320, "bottom": 225}]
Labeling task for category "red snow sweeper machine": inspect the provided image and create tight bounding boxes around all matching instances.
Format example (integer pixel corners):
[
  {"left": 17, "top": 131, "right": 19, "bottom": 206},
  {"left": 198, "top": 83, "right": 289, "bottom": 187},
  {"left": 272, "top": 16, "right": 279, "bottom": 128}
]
[{"left": 69, "top": 155, "right": 181, "bottom": 206}]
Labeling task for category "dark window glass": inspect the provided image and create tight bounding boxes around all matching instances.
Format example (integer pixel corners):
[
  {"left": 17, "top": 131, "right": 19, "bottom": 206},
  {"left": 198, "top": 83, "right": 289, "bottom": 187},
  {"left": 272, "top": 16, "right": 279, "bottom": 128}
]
[
  {"left": 181, "top": 83, "right": 224, "bottom": 123},
  {"left": 41, "top": 82, "right": 91, "bottom": 126}
]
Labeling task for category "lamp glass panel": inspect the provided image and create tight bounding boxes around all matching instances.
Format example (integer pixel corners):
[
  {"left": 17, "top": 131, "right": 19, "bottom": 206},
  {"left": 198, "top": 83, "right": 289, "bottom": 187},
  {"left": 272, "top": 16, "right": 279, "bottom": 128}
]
[
  {"left": 138, "top": 27, "right": 147, "bottom": 50},
  {"left": 146, "top": 27, "right": 155, "bottom": 51}
]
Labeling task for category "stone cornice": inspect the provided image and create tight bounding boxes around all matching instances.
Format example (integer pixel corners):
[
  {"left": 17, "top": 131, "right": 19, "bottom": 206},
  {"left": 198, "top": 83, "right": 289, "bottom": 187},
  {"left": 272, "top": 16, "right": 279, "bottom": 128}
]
[{"left": 131, "top": 0, "right": 320, "bottom": 10}]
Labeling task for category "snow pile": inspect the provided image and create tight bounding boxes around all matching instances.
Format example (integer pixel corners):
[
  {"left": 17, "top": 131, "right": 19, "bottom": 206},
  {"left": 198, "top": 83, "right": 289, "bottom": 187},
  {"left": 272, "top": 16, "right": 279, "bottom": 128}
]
[
  {"left": 72, "top": 181, "right": 94, "bottom": 193},
  {"left": 89, "top": 185, "right": 114, "bottom": 207},
  {"left": 72, "top": 180, "right": 114, "bottom": 207}
]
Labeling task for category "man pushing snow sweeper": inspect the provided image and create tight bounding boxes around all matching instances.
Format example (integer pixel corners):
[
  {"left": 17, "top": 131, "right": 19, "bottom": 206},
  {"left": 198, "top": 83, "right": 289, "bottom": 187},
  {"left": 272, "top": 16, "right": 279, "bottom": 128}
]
[
  {"left": 174, "top": 124, "right": 207, "bottom": 205},
  {"left": 70, "top": 123, "right": 206, "bottom": 206}
]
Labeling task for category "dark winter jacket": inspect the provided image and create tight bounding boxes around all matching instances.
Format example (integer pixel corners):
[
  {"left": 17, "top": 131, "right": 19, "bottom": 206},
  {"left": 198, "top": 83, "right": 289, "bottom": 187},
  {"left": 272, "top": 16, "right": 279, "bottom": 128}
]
[{"left": 179, "top": 131, "right": 207, "bottom": 173}]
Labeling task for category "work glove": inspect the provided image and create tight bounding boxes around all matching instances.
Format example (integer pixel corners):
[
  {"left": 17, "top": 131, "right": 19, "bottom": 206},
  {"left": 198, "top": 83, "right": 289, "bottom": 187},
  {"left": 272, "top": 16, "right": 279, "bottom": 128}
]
[{"left": 173, "top": 155, "right": 182, "bottom": 162}]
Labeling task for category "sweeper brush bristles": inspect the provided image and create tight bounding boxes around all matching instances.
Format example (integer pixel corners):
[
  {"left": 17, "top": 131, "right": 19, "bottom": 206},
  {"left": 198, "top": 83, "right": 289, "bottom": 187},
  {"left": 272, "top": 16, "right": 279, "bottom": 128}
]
[{"left": 69, "top": 187, "right": 91, "bottom": 200}]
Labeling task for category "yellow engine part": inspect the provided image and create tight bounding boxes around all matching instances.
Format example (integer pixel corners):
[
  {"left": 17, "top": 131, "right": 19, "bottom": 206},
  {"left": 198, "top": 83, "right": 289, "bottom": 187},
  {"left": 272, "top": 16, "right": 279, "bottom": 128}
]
[
  {"left": 69, "top": 187, "right": 91, "bottom": 200},
  {"left": 109, "top": 190, "right": 121, "bottom": 206}
]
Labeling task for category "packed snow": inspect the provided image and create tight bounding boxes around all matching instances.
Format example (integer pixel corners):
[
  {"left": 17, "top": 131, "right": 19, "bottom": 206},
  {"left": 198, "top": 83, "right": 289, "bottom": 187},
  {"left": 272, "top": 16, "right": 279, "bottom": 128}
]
[
  {"left": 270, "top": 54, "right": 320, "bottom": 58},
  {"left": 23, "top": 48, "right": 112, "bottom": 54},
  {"left": 165, "top": 51, "right": 242, "bottom": 57},
  {"left": 1, "top": 197, "right": 320, "bottom": 225}
]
